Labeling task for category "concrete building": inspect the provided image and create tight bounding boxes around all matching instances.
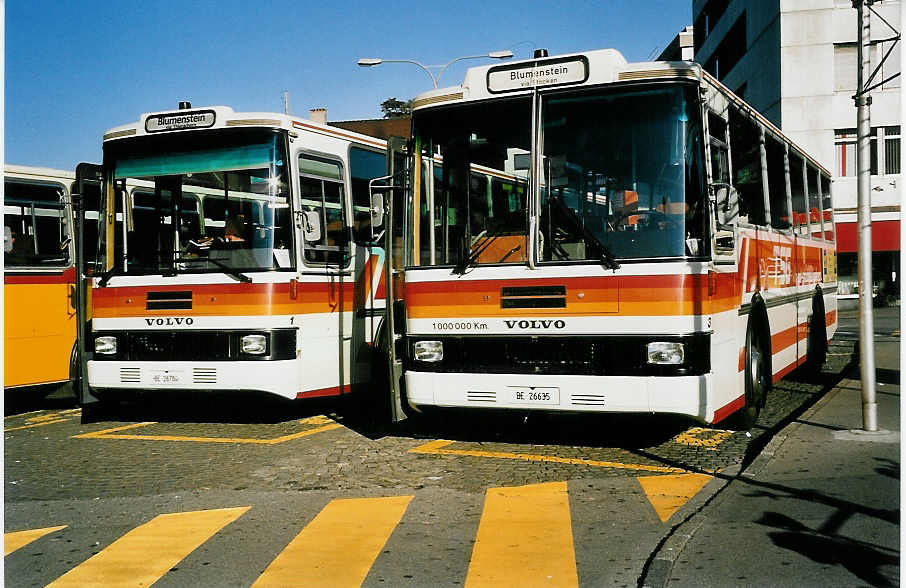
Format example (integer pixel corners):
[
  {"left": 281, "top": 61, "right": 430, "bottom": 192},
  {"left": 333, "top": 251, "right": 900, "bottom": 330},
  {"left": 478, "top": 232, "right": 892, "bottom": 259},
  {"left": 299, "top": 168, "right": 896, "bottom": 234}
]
[{"left": 692, "top": 0, "right": 901, "bottom": 301}]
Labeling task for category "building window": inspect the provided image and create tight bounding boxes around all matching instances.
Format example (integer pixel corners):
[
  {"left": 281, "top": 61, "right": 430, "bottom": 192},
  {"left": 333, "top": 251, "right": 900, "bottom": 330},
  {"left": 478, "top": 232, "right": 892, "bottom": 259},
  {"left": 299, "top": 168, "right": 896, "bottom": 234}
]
[
  {"left": 834, "top": 44, "right": 857, "bottom": 92},
  {"left": 884, "top": 126, "right": 900, "bottom": 174},
  {"left": 834, "top": 41, "right": 901, "bottom": 93},
  {"left": 835, "top": 126, "right": 901, "bottom": 177}
]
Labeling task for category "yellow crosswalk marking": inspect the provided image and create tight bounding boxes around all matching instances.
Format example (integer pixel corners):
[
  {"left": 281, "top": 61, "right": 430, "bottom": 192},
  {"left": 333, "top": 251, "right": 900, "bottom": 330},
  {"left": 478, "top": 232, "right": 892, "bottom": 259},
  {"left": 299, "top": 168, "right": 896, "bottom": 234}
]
[
  {"left": 466, "top": 481, "right": 578, "bottom": 588},
  {"left": 46, "top": 506, "right": 249, "bottom": 587},
  {"left": 5, "top": 525, "right": 67, "bottom": 556},
  {"left": 253, "top": 495, "right": 413, "bottom": 587},
  {"left": 637, "top": 473, "right": 713, "bottom": 522}
]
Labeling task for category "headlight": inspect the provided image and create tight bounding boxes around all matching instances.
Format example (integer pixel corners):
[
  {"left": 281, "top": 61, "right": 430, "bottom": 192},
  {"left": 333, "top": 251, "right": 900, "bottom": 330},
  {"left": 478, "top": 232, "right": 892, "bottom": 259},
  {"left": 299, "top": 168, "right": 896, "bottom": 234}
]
[
  {"left": 95, "top": 335, "right": 117, "bottom": 355},
  {"left": 413, "top": 340, "right": 443, "bottom": 362},
  {"left": 647, "top": 342, "right": 684, "bottom": 365},
  {"left": 241, "top": 334, "right": 268, "bottom": 355}
]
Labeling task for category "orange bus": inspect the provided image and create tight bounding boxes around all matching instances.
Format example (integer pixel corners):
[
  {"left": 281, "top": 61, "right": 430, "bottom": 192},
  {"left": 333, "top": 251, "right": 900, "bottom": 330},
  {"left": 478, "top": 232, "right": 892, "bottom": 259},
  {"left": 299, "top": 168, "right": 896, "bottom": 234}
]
[{"left": 4, "top": 165, "right": 79, "bottom": 391}]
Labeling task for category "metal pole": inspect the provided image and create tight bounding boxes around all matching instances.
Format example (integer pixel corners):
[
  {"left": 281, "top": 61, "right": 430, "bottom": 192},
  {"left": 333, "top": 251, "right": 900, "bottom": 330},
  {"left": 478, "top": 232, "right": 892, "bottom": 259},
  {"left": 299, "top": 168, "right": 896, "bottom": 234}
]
[{"left": 855, "top": 0, "right": 878, "bottom": 431}]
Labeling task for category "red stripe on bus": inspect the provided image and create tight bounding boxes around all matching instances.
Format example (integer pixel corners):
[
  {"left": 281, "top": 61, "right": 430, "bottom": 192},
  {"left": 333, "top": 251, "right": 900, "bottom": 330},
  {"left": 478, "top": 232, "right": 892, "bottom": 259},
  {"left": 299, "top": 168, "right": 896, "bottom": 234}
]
[
  {"left": 712, "top": 394, "right": 745, "bottom": 423},
  {"left": 825, "top": 309, "right": 837, "bottom": 327},
  {"left": 296, "top": 386, "right": 344, "bottom": 399},
  {"left": 4, "top": 266, "right": 76, "bottom": 284}
]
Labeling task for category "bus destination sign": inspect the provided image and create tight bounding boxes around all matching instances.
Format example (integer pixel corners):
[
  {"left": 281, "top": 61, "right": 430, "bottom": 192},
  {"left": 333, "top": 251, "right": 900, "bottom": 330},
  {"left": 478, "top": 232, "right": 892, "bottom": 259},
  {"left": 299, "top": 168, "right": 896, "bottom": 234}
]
[
  {"left": 487, "top": 56, "right": 589, "bottom": 93},
  {"left": 145, "top": 109, "right": 216, "bottom": 133}
]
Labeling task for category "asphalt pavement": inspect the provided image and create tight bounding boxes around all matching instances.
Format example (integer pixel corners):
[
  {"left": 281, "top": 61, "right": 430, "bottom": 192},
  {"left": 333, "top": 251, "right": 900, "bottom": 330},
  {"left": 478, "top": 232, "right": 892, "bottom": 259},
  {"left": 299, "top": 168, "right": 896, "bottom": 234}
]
[{"left": 643, "top": 305, "right": 901, "bottom": 587}]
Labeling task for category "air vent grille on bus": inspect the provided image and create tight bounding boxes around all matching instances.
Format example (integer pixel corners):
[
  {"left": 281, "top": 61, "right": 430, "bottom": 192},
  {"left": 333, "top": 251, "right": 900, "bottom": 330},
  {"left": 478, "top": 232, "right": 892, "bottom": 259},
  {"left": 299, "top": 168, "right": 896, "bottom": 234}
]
[
  {"left": 146, "top": 291, "right": 192, "bottom": 311},
  {"left": 467, "top": 391, "right": 496, "bottom": 403},
  {"left": 193, "top": 367, "right": 217, "bottom": 384},
  {"left": 570, "top": 394, "right": 606, "bottom": 406},
  {"left": 119, "top": 367, "right": 141, "bottom": 383},
  {"left": 500, "top": 285, "right": 566, "bottom": 309}
]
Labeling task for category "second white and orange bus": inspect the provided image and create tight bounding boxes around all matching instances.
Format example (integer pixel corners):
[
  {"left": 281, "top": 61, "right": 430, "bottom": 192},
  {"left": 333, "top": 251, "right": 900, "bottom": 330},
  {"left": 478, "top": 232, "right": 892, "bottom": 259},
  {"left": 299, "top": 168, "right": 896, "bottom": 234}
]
[{"left": 77, "top": 104, "right": 389, "bottom": 409}]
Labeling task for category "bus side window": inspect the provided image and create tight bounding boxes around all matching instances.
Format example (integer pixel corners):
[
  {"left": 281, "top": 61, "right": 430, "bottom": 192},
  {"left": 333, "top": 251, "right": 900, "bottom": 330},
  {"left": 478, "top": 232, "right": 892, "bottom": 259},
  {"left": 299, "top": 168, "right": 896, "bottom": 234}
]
[
  {"left": 728, "top": 106, "right": 766, "bottom": 225},
  {"left": 3, "top": 180, "right": 69, "bottom": 268},
  {"left": 807, "top": 165, "right": 822, "bottom": 237},
  {"left": 299, "top": 154, "right": 348, "bottom": 265},
  {"left": 788, "top": 152, "right": 808, "bottom": 235},
  {"left": 821, "top": 174, "right": 834, "bottom": 241},
  {"left": 765, "top": 134, "right": 790, "bottom": 230},
  {"left": 349, "top": 146, "right": 386, "bottom": 243}
]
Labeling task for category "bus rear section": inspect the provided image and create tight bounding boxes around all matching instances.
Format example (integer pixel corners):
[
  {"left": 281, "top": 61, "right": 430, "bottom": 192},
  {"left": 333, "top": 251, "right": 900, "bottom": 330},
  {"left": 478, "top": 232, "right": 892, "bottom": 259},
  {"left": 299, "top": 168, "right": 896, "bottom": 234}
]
[
  {"left": 389, "top": 49, "right": 837, "bottom": 425},
  {"left": 4, "top": 166, "right": 78, "bottom": 390},
  {"left": 82, "top": 105, "right": 387, "bottom": 406}
]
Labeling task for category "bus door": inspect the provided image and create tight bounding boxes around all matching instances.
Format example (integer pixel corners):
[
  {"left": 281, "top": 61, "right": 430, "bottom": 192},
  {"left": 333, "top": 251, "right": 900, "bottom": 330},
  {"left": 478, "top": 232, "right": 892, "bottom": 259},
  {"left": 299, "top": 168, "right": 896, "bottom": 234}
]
[
  {"left": 297, "top": 152, "right": 356, "bottom": 397},
  {"left": 349, "top": 147, "right": 389, "bottom": 391},
  {"left": 365, "top": 136, "right": 408, "bottom": 422},
  {"left": 74, "top": 163, "right": 103, "bottom": 405}
]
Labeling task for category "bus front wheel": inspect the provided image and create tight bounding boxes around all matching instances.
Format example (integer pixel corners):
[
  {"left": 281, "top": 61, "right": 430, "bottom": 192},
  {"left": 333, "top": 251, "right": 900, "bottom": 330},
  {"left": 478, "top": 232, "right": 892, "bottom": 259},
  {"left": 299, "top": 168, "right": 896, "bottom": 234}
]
[{"left": 731, "top": 322, "right": 768, "bottom": 430}]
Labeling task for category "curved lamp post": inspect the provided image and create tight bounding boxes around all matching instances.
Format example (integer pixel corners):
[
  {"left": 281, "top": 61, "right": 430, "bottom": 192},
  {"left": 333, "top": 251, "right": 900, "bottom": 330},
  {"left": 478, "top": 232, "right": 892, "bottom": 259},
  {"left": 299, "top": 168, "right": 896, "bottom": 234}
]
[{"left": 357, "top": 51, "right": 513, "bottom": 88}]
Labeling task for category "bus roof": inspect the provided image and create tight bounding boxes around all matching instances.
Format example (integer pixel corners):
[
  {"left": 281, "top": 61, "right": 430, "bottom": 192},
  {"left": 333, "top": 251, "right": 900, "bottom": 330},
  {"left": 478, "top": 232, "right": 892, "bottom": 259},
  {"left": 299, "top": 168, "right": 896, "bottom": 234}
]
[
  {"left": 102, "top": 106, "right": 386, "bottom": 150},
  {"left": 411, "top": 47, "right": 831, "bottom": 177},
  {"left": 411, "top": 48, "right": 705, "bottom": 109}
]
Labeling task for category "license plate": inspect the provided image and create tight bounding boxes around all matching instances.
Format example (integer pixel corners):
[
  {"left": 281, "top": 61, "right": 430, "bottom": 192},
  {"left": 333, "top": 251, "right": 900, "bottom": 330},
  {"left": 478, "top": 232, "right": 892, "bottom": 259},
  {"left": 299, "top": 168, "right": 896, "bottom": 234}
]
[
  {"left": 149, "top": 370, "right": 184, "bottom": 385},
  {"left": 509, "top": 386, "right": 559, "bottom": 405}
]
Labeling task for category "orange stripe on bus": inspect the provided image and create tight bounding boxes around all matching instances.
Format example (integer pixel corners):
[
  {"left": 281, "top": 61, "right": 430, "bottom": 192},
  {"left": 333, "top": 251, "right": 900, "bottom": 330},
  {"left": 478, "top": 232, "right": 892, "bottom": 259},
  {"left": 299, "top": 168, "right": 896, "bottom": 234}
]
[
  {"left": 91, "top": 281, "right": 367, "bottom": 318},
  {"left": 405, "top": 274, "right": 740, "bottom": 318}
]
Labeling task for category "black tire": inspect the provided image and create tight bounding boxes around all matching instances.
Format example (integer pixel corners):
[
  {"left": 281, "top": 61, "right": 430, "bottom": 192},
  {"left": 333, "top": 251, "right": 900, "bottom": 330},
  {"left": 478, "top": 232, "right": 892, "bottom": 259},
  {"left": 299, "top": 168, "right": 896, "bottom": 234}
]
[
  {"left": 730, "top": 321, "right": 768, "bottom": 430},
  {"left": 805, "top": 294, "right": 827, "bottom": 375}
]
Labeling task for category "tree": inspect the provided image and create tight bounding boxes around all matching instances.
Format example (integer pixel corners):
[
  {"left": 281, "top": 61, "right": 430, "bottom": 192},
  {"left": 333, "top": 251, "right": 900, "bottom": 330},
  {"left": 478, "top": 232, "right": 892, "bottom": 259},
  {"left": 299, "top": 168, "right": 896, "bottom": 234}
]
[{"left": 380, "top": 97, "right": 412, "bottom": 118}]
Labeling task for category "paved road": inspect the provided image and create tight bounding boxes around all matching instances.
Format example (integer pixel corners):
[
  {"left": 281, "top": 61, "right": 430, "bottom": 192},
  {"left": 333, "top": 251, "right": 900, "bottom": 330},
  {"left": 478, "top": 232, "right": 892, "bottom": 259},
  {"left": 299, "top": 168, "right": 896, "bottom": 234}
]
[{"left": 5, "top": 331, "right": 859, "bottom": 586}]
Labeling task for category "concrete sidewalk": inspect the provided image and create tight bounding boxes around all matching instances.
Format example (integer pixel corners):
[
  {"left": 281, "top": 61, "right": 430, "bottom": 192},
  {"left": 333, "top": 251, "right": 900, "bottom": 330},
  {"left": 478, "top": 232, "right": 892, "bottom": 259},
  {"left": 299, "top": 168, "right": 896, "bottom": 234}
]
[{"left": 646, "top": 334, "right": 900, "bottom": 587}]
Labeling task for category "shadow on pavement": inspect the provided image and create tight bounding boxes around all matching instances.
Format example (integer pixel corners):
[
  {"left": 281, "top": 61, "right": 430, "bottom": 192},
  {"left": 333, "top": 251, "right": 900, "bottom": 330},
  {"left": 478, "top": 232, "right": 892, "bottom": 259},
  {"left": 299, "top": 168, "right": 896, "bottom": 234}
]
[{"left": 755, "top": 512, "right": 899, "bottom": 588}]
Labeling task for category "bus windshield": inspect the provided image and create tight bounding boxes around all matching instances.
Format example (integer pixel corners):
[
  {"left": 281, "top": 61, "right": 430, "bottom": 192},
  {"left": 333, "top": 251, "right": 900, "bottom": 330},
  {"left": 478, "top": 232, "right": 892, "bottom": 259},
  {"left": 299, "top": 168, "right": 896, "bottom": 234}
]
[
  {"left": 103, "top": 129, "right": 292, "bottom": 276},
  {"left": 410, "top": 83, "right": 707, "bottom": 267},
  {"left": 540, "top": 84, "right": 706, "bottom": 261}
]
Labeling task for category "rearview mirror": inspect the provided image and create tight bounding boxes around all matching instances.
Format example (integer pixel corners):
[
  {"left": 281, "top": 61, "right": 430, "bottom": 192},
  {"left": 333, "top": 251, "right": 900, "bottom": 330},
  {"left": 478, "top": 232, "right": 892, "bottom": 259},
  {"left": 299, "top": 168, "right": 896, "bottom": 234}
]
[
  {"left": 302, "top": 210, "right": 321, "bottom": 243},
  {"left": 370, "top": 192, "right": 385, "bottom": 229}
]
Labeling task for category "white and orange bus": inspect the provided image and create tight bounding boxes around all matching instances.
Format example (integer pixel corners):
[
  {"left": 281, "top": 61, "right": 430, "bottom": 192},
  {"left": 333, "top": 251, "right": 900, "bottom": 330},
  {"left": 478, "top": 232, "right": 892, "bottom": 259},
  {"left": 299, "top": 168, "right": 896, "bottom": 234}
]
[
  {"left": 379, "top": 48, "right": 837, "bottom": 427},
  {"left": 76, "top": 105, "right": 389, "bottom": 410},
  {"left": 4, "top": 165, "right": 80, "bottom": 391}
]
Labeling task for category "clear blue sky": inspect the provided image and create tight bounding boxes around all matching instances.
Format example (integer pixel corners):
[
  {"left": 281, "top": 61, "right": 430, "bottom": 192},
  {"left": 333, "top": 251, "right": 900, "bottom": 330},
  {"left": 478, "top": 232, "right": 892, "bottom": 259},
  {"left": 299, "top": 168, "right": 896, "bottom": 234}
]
[{"left": 6, "top": 1, "right": 690, "bottom": 171}]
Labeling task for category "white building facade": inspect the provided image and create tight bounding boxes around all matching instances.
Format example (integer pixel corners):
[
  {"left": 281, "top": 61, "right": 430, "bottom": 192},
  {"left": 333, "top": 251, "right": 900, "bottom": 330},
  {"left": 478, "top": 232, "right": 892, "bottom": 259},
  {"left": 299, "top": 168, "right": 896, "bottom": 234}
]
[{"left": 692, "top": 0, "right": 901, "bottom": 301}]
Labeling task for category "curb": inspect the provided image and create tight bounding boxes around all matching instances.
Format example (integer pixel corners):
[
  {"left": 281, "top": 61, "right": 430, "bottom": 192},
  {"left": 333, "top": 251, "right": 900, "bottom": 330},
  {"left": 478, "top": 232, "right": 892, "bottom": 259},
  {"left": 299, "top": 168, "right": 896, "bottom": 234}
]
[
  {"left": 640, "top": 464, "right": 740, "bottom": 588},
  {"left": 640, "top": 379, "right": 852, "bottom": 588}
]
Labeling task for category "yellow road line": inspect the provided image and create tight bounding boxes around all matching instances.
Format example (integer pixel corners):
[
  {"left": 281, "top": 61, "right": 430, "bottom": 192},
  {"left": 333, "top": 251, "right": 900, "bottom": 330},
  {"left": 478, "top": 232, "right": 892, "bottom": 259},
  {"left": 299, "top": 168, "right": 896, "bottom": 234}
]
[
  {"left": 72, "top": 418, "right": 343, "bottom": 444},
  {"left": 410, "top": 440, "right": 687, "bottom": 473},
  {"left": 466, "top": 481, "right": 578, "bottom": 588},
  {"left": 253, "top": 495, "right": 413, "bottom": 587},
  {"left": 4, "top": 525, "right": 67, "bottom": 556},
  {"left": 46, "top": 506, "right": 249, "bottom": 587},
  {"left": 5, "top": 419, "right": 70, "bottom": 432}
]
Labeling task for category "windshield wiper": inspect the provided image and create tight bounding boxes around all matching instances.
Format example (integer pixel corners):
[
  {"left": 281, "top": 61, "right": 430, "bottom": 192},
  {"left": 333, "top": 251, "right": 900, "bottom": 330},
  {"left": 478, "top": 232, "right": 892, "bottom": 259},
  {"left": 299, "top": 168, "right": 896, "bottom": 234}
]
[
  {"left": 452, "top": 228, "right": 505, "bottom": 275},
  {"left": 174, "top": 254, "right": 252, "bottom": 283},
  {"left": 549, "top": 196, "right": 620, "bottom": 270},
  {"left": 97, "top": 257, "right": 127, "bottom": 287}
]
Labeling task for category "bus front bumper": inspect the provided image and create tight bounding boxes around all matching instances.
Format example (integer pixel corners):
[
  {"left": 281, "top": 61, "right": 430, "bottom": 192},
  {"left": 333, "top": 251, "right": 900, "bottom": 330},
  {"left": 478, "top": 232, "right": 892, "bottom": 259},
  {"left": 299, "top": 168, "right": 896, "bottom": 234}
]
[
  {"left": 86, "top": 360, "right": 300, "bottom": 400},
  {"left": 404, "top": 371, "right": 714, "bottom": 422}
]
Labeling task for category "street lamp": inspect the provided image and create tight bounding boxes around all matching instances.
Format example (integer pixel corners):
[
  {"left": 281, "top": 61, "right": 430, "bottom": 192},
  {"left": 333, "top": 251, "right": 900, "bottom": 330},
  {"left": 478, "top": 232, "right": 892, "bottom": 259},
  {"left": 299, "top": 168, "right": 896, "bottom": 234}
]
[{"left": 357, "top": 51, "right": 514, "bottom": 88}]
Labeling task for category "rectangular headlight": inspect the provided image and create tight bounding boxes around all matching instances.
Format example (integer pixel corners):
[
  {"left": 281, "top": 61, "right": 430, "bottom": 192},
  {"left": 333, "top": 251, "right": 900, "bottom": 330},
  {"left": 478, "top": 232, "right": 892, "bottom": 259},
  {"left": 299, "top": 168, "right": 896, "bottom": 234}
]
[
  {"left": 95, "top": 335, "right": 117, "bottom": 355},
  {"left": 413, "top": 340, "right": 443, "bottom": 362},
  {"left": 241, "top": 334, "right": 267, "bottom": 355},
  {"left": 647, "top": 341, "right": 684, "bottom": 365}
]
